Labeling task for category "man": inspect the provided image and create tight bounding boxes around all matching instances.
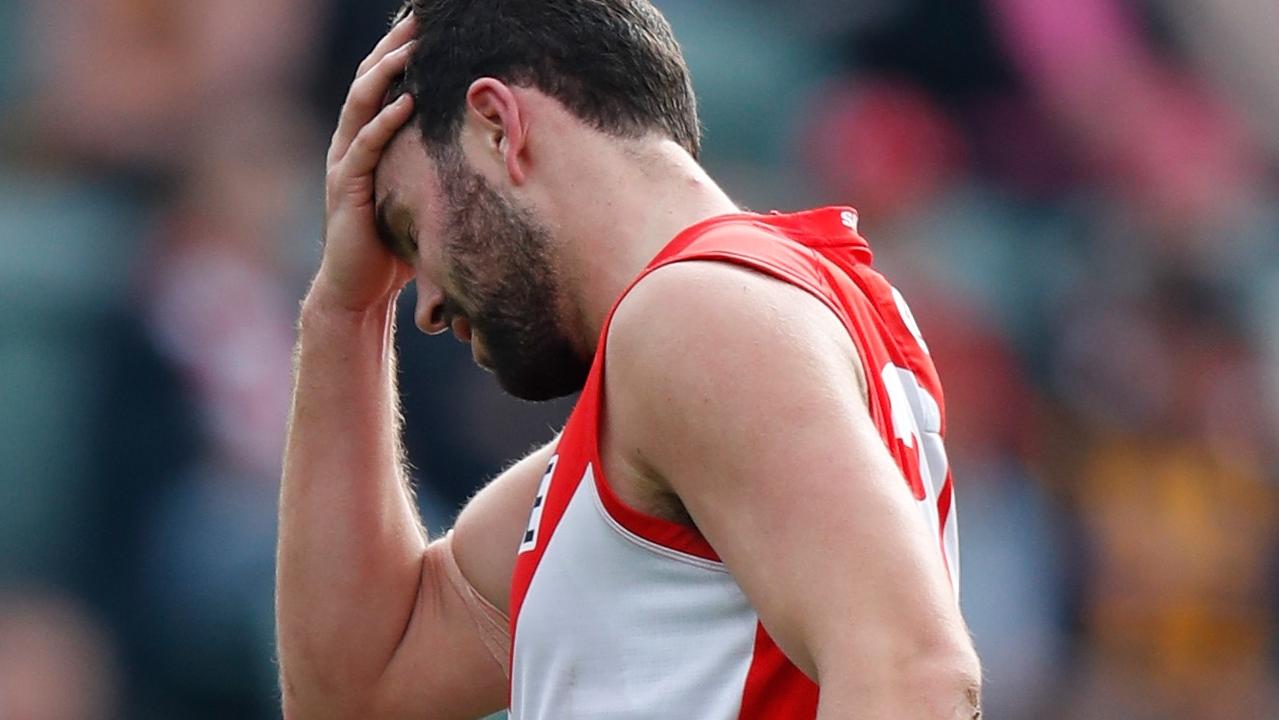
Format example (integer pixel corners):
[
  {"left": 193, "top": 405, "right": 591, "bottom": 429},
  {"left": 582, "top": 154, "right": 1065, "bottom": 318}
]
[{"left": 276, "top": 1, "right": 981, "bottom": 718}]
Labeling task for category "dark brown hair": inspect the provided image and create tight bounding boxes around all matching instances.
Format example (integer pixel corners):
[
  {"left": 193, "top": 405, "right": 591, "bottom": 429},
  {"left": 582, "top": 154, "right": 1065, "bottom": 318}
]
[{"left": 391, "top": 0, "right": 700, "bottom": 159}]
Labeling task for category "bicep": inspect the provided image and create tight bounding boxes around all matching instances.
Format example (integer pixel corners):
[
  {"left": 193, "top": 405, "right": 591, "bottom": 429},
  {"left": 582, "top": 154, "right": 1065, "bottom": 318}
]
[{"left": 373, "top": 441, "right": 555, "bottom": 718}]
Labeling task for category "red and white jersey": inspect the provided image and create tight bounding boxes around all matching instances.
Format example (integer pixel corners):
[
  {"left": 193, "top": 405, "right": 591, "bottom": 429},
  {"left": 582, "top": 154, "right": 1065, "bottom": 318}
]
[{"left": 508, "top": 207, "right": 959, "bottom": 718}]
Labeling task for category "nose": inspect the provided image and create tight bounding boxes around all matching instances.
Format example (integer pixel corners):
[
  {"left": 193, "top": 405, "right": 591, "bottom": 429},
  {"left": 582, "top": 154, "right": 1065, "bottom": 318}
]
[{"left": 415, "top": 283, "right": 449, "bottom": 335}]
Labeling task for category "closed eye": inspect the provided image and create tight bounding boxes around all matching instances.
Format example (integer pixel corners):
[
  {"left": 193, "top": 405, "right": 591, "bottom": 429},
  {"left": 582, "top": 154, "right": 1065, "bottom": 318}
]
[
  {"left": 374, "top": 194, "right": 418, "bottom": 262},
  {"left": 405, "top": 220, "right": 419, "bottom": 256}
]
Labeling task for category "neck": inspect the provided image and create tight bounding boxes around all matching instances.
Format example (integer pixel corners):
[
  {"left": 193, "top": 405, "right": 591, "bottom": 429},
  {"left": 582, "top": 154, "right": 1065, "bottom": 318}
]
[{"left": 550, "top": 138, "right": 740, "bottom": 357}]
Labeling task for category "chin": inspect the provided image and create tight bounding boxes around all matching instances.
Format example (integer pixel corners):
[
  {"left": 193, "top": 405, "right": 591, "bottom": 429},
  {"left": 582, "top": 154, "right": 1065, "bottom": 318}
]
[
  {"left": 473, "top": 325, "right": 590, "bottom": 401},
  {"left": 493, "top": 357, "right": 589, "bottom": 402},
  {"left": 496, "top": 372, "right": 584, "bottom": 402}
]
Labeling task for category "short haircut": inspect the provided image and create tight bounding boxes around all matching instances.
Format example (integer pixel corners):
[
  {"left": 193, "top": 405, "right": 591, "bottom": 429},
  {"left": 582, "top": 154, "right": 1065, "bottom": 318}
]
[{"left": 391, "top": 0, "right": 700, "bottom": 159}]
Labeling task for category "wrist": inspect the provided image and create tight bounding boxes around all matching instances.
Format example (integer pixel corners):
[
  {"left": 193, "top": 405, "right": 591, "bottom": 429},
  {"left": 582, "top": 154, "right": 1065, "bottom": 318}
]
[
  {"left": 303, "top": 274, "right": 400, "bottom": 316},
  {"left": 300, "top": 284, "right": 400, "bottom": 334}
]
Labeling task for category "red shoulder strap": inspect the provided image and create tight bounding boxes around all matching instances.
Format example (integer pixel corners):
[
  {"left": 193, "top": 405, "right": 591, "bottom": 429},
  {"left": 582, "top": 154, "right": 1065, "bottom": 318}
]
[{"left": 597, "top": 207, "right": 869, "bottom": 345}]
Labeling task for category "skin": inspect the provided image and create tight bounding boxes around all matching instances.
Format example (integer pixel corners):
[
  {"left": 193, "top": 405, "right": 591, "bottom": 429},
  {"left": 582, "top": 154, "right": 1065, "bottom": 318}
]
[
  {"left": 376, "top": 142, "right": 589, "bottom": 401},
  {"left": 277, "top": 15, "right": 981, "bottom": 720}
]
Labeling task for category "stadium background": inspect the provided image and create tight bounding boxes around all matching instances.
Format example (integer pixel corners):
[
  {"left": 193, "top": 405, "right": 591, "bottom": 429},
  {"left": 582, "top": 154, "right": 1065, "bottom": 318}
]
[{"left": 1, "top": 0, "right": 1277, "bottom": 718}]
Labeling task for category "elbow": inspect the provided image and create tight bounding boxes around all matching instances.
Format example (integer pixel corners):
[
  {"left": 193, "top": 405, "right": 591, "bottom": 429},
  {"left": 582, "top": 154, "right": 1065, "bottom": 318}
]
[
  {"left": 819, "top": 633, "right": 982, "bottom": 718},
  {"left": 886, "top": 627, "right": 981, "bottom": 718},
  {"left": 904, "top": 642, "right": 982, "bottom": 719}
]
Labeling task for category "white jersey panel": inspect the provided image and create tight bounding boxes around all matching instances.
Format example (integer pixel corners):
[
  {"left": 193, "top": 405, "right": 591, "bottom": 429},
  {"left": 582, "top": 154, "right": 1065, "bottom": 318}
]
[{"left": 511, "top": 465, "right": 759, "bottom": 720}]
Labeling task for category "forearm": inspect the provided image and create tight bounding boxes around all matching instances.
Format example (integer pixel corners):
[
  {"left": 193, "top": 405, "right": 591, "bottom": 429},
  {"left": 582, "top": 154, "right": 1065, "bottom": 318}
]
[{"left": 277, "top": 291, "right": 428, "bottom": 707}]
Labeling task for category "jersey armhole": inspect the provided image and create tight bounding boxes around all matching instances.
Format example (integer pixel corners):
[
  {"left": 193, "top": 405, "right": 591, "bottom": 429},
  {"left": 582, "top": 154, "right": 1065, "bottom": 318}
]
[{"left": 588, "top": 460, "right": 724, "bottom": 564}]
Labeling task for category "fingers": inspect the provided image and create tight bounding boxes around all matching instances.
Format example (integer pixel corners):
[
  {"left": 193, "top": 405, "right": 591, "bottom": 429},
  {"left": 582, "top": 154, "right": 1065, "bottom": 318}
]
[
  {"left": 331, "top": 40, "right": 416, "bottom": 163},
  {"left": 355, "top": 14, "right": 417, "bottom": 79},
  {"left": 327, "top": 13, "right": 416, "bottom": 165},
  {"left": 342, "top": 93, "right": 416, "bottom": 179}
]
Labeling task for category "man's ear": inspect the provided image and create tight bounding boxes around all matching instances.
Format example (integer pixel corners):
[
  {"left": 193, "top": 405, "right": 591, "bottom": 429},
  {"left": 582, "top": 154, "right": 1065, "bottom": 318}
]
[{"left": 465, "top": 78, "right": 527, "bottom": 185}]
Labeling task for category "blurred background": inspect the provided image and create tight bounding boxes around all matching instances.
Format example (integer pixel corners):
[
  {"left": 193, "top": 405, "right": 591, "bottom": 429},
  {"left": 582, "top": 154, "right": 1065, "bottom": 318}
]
[{"left": 1, "top": 0, "right": 1276, "bottom": 718}]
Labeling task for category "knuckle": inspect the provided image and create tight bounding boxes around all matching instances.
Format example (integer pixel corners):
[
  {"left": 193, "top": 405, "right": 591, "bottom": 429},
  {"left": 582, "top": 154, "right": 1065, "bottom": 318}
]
[
  {"left": 346, "top": 76, "right": 368, "bottom": 100},
  {"left": 375, "top": 46, "right": 407, "bottom": 72},
  {"left": 349, "top": 80, "right": 377, "bottom": 107},
  {"left": 347, "top": 76, "right": 377, "bottom": 104},
  {"left": 374, "top": 48, "right": 397, "bottom": 69},
  {"left": 338, "top": 94, "right": 356, "bottom": 118},
  {"left": 355, "top": 56, "right": 379, "bottom": 79},
  {"left": 367, "top": 110, "right": 392, "bottom": 131},
  {"left": 350, "top": 132, "right": 374, "bottom": 154}
]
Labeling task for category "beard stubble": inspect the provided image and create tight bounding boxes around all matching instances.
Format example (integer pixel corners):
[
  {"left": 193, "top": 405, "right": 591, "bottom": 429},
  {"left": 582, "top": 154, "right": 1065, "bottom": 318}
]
[{"left": 437, "top": 154, "right": 591, "bottom": 401}]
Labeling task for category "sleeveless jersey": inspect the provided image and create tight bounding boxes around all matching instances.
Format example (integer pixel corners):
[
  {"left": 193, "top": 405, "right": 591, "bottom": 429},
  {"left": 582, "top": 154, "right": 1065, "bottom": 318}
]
[{"left": 508, "top": 207, "right": 959, "bottom": 719}]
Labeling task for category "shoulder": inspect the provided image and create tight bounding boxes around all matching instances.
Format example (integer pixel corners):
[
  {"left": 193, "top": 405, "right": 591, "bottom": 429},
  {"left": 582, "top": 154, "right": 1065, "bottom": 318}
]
[
  {"left": 606, "top": 257, "right": 867, "bottom": 401},
  {"left": 609, "top": 258, "right": 834, "bottom": 354},
  {"left": 609, "top": 257, "right": 844, "bottom": 367},
  {"left": 603, "top": 259, "right": 866, "bottom": 470}
]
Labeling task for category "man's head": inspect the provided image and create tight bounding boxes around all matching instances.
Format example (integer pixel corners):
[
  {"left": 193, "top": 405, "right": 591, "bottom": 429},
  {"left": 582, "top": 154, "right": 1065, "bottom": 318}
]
[
  {"left": 374, "top": 0, "right": 699, "bottom": 401},
  {"left": 391, "top": 0, "right": 699, "bottom": 161}
]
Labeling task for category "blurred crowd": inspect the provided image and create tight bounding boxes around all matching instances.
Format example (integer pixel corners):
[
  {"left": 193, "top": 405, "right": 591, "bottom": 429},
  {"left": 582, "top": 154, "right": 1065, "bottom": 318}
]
[{"left": 0, "top": 0, "right": 1275, "bottom": 718}]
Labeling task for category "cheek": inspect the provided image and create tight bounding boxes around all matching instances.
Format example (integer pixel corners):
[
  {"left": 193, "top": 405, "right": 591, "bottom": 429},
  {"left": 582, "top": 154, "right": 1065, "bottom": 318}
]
[{"left": 411, "top": 233, "right": 452, "bottom": 293}]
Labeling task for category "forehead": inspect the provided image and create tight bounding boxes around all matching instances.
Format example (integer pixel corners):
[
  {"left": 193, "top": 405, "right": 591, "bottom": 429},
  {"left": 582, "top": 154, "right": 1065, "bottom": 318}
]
[{"left": 374, "top": 129, "right": 441, "bottom": 214}]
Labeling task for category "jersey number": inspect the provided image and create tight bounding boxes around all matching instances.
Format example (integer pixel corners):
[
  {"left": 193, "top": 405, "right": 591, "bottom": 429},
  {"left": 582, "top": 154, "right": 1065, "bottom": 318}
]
[
  {"left": 880, "top": 286, "right": 959, "bottom": 591},
  {"left": 519, "top": 454, "right": 558, "bottom": 554}
]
